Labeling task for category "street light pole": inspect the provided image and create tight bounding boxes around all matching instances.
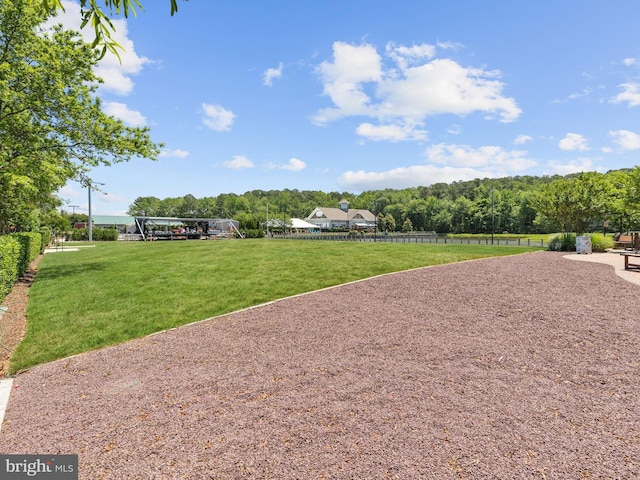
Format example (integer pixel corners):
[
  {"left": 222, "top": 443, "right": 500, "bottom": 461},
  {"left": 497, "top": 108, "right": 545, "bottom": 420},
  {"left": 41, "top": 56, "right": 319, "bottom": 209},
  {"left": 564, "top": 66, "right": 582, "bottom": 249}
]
[
  {"left": 491, "top": 188, "right": 495, "bottom": 245},
  {"left": 87, "top": 181, "right": 105, "bottom": 242}
]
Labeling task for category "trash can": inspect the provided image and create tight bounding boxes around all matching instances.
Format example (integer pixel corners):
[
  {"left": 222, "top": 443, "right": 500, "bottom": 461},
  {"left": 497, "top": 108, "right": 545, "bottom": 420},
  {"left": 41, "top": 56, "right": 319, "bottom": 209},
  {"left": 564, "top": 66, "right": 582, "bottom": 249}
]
[{"left": 576, "top": 236, "right": 592, "bottom": 254}]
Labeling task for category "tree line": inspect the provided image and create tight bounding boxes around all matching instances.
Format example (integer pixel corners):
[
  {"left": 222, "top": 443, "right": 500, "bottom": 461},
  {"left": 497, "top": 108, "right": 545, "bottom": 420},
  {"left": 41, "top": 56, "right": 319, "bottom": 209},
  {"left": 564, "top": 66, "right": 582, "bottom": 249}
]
[{"left": 121, "top": 169, "right": 640, "bottom": 235}]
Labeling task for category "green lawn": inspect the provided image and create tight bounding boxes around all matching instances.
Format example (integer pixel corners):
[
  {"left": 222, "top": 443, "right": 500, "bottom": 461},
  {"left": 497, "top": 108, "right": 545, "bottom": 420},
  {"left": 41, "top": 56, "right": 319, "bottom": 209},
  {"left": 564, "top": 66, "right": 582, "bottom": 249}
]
[{"left": 10, "top": 239, "right": 542, "bottom": 372}]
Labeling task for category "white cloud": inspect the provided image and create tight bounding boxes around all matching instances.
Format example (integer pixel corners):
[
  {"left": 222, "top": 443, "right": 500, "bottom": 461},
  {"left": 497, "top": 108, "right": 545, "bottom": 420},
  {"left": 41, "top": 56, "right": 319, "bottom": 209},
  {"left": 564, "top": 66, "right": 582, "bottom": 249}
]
[
  {"left": 610, "top": 129, "right": 640, "bottom": 150},
  {"left": 377, "top": 59, "right": 520, "bottom": 122},
  {"left": 425, "top": 143, "right": 536, "bottom": 171},
  {"left": 313, "top": 42, "right": 383, "bottom": 123},
  {"left": 223, "top": 155, "right": 254, "bottom": 169},
  {"left": 611, "top": 82, "right": 640, "bottom": 107},
  {"left": 102, "top": 101, "right": 146, "bottom": 126},
  {"left": 447, "top": 124, "right": 462, "bottom": 135},
  {"left": 338, "top": 142, "right": 536, "bottom": 191},
  {"left": 623, "top": 58, "right": 637, "bottom": 66},
  {"left": 101, "top": 192, "right": 124, "bottom": 204},
  {"left": 43, "top": 1, "right": 150, "bottom": 95},
  {"left": 546, "top": 158, "right": 599, "bottom": 175},
  {"left": 356, "top": 122, "right": 428, "bottom": 142},
  {"left": 159, "top": 148, "right": 190, "bottom": 158},
  {"left": 58, "top": 184, "right": 83, "bottom": 200},
  {"left": 265, "top": 158, "right": 307, "bottom": 171},
  {"left": 313, "top": 41, "right": 521, "bottom": 138},
  {"left": 338, "top": 164, "right": 493, "bottom": 191},
  {"left": 514, "top": 134, "right": 533, "bottom": 145},
  {"left": 280, "top": 157, "right": 306, "bottom": 171},
  {"left": 263, "top": 63, "right": 284, "bottom": 86},
  {"left": 558, "top": 133, "right": 589, "bottom": 151},
  {"left": 385, "top": 41, "right": 436, "bottom": 70},
  {"left": 202, "top": 103, "right": 236, "bottom": 131}
]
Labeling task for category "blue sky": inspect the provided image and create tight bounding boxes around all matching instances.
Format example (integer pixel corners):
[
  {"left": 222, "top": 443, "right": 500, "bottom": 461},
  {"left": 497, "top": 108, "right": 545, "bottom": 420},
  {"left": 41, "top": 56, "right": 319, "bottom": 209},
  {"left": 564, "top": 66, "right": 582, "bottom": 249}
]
[{"left": 52, "top": 0, "right": 640, "bottom": 215}]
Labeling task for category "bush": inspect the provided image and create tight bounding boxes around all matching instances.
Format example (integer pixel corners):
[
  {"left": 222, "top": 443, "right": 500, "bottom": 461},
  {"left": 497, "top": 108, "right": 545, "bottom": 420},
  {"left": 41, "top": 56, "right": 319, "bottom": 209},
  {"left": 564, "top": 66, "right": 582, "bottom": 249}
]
[
  {"left": 39, "top": 227, "right": 51, "bottom": 253},
  {"left": 0, "top": 236, "right": 20, "bottom": 302},
  {"left": 549, "top": 232, "right": 615, "bottom": 252},
  {"left": 548, "top": 233, "right": 576, "bottom": 252},
  {"left": 243, "top": 229, "right": 264, "bottom": 239},
  {"left": 103, "top": 227, "right": 119, "bottom": 241},
  {"left": 589, "top": 233, "right": 614, "bottom": 252},
  {"left": 10, "top": 232, "right": 41, "bottom": 276},
  {"left": 69, "top": 227, "right": 119, "bottom": 241}
]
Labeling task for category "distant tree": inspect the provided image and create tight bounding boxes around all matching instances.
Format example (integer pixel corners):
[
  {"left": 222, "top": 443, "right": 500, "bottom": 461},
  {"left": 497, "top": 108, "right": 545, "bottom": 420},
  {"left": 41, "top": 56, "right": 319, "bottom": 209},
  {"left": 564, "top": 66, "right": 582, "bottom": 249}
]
[
  {"left": 450, "top": 196, "right": 476, "bottom": 233},
  {"left": 432, "top": 199, "right": 453, "bottom": 233},
  {"left": 406, "top": 199, "right": 427, "bottom": 231},
  {"left": 531, "top": 172, "right": 610, "bottom": 234},
  {"left": 177, "top": 194, "right": 198, "bottom": 217},
  {"left": 128, "top": 196, "right": 161, "bottom": 216},
  {"left": 381, "top": 213, "right": 396, "bottom": 232},
  {"left": 401, "top": 218, "right": 413, "bottom": 233},
  {"left": 514, "top": 192, "right": 538, "bottom": 234},
  {"left": 384, "top": 203, "right": 407, "bottom": 230},
  {"left": 622, "top": 167, "right": 640, "bottom": 229}
]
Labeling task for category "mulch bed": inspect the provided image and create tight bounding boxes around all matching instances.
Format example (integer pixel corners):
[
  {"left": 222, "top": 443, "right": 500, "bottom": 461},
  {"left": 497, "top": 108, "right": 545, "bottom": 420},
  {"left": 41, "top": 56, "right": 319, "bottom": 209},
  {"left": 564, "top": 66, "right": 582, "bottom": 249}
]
[
  {"left": 0, "top": 257, "right": 41, "bottom": 378},
  {"left": 1, "top": 251, "right": 638, "bottom": 479}
]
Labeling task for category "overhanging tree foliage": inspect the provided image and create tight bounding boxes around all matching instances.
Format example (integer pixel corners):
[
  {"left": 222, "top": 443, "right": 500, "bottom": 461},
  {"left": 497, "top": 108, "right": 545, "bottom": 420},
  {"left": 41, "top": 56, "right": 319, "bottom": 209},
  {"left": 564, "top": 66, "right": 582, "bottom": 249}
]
[
  {"left": 0, "top": 0, "right": 162, "bottom": 233},
  {"left": 41, "top": 0, "right": 186, "bottom": 58}
]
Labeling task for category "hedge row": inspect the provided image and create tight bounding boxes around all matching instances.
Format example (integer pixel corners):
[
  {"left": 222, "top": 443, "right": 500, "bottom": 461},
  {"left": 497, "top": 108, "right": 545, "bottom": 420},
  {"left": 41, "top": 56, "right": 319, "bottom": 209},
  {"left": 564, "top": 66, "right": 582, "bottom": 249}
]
[
  {"left": 0, "top": 236, "right": 20, "bottom": 302},
  {"left": 0, "top": 231, "right": 44, "bottom": 303},
  {"left": 68, "top": 227, "right": 119, "bottom": 241}
]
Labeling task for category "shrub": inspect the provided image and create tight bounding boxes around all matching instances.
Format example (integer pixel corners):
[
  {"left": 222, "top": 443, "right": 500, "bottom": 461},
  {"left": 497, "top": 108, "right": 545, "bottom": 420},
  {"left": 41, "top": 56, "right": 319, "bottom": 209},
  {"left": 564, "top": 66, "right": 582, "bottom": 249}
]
[
  {"left": 0, "top": 236, "right": 20, "bottom": 302},
  {"left": 589, "top": 233, "right": 614, "bottom": 252},
  {"left": 103, "top": 227, "right": 119, "bottom": 241},
  {"left": 548, "top": 233, "right": 576, "bottom": 252},
  {"left": 70, "top": 228, "right": 86, "bottom": 241},
  {"left": 39, "top": 227, "right": 51, "bottom": 253},
  {"left": 69, "top": 227, "right": 119, "bottom": 241},
  {"left": 10, "top": 232, "right": 41, "bottom": 275},
  {"left": 243, "top": 229, "right": 264, "bottom": 239}
]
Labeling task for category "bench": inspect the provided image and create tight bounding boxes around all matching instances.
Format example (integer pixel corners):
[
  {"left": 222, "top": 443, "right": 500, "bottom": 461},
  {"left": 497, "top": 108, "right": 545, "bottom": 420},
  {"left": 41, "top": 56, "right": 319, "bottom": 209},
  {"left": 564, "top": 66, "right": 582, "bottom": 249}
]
[
  {"left": 620, "top": 252, "right": 640, "bottom": 271},
  {"left": 614, "top": 234, "right": 634, "bottom": 249}
]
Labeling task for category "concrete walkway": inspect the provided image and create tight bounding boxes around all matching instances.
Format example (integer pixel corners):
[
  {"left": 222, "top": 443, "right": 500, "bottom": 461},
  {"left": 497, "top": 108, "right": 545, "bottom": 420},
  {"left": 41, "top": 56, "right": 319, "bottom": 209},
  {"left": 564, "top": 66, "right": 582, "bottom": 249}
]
[{"left": 564, "top": 250, "right": 640, "bottom": 286}]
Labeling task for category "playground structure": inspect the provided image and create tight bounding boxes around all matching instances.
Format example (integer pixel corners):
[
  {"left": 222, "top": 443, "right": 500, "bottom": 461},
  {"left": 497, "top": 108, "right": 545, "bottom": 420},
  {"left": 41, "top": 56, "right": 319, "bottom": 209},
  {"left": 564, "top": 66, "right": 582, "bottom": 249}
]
[{"left": 133, "top": 216, "right": 241, "bottom": 241}]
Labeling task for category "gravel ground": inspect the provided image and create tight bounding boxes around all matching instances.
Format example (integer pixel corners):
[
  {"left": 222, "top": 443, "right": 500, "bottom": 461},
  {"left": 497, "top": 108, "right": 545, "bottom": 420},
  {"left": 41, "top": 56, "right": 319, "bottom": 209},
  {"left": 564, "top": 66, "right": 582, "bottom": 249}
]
[{"left": 1, "top": 251, "right": 639, "bottom": 479}]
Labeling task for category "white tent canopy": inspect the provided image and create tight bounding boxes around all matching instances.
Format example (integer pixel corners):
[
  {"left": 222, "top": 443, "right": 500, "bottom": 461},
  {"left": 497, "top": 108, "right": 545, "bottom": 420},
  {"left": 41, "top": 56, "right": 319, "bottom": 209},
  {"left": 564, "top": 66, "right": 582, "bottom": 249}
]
[{"left": 290, "top": 218, "right": 319, "bottom": 229}]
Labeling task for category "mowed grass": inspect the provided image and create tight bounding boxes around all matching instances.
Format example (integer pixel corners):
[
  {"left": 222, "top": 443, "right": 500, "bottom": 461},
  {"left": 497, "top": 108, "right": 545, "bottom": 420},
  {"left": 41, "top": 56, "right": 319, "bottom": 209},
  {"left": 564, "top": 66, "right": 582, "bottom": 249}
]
[{"left": 10, "top": 240, "right": 542, "bottom": 372}]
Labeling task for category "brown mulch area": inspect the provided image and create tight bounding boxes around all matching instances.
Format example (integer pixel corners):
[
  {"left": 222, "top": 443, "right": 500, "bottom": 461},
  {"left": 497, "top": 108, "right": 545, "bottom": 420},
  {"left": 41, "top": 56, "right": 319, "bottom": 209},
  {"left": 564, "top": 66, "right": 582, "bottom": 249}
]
[
  {"left": 1, "top": 251, "right": 639, "bottom": 479},
  {"left": 0, "top": 256, "right": 42, "bottom": 378}
]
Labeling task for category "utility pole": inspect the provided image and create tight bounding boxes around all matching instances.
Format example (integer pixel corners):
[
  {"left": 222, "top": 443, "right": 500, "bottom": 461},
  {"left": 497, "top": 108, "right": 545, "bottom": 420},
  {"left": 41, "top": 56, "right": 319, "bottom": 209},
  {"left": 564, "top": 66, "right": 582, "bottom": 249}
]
[{"left": 87, "top": 181, "right": 105, "bottom": 242}]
